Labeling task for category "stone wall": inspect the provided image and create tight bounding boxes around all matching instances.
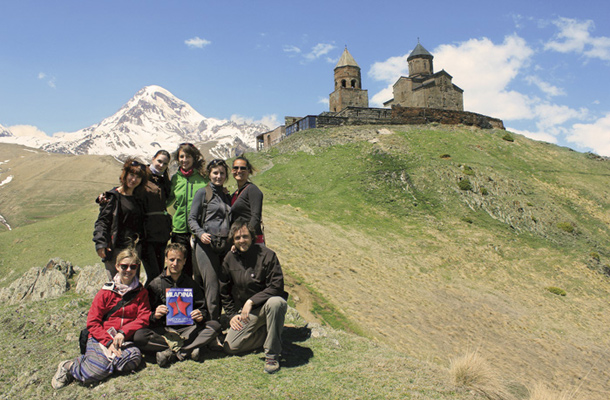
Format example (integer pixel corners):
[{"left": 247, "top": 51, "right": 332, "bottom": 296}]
[{"left": 391, "top": 106, "right": 504, "bottom": 129}]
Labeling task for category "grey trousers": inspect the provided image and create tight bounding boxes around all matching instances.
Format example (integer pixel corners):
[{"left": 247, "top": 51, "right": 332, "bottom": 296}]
[
  {"left": 193, "top": 242, "right": 225, "bottom": 321},
  {"left": 223, "top": 296, "right": 287, "bottom": 360}
]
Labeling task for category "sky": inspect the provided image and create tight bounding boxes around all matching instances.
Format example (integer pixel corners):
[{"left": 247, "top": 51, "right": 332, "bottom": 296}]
[{"left": 1, "top": 0, "right": 609, "bottom": 155}]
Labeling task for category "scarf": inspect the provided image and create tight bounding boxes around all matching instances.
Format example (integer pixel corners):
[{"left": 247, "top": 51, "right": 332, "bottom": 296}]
[
  {"left": 112, "top": 273, "right": 140, "bottom": 296},
  {"left": 180, "top": 167, "right": 194, "bottom": 178},
  {"left": 149, "top": 164, "right": 162, "bottom": 176}
]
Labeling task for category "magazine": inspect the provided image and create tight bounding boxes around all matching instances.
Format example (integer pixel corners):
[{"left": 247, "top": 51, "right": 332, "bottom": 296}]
[{"left": 165, "top": 287, "right": 194, "bottom": 326}]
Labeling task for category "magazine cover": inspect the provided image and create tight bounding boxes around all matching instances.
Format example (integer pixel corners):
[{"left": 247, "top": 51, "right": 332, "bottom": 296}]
[{"left": 166, "top": 287, "right": 194, "bottom": 326}]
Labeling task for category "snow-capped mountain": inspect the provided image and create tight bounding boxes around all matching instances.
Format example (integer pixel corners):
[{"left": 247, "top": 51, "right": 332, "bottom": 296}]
[
  {"left": 0, "top": 124, "right": 12, "bottom": 138},
  {"left": 8, "top": 85, "right": 269, "bottom": 159}
]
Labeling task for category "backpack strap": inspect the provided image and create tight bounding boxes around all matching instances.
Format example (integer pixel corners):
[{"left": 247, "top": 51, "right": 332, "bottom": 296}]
[
  {"left": 102, "top": 287, "right": 140, "bottom": 321},
  {"left": 196, "top": 185, "right": 216, "bottom": 229}
]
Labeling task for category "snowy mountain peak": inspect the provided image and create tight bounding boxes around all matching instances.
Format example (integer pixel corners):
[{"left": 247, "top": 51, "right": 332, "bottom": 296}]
[
  {"left": 0, "top": 124, "right": 12, "bottom": 138},
  {"left": 36, "top": 85, "right": 268, "bottom": 159}
]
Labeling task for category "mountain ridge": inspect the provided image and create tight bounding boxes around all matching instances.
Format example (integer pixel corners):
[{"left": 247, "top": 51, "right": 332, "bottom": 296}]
[{"left": 0, "top": 85, "right": 270, "bottom": 159}]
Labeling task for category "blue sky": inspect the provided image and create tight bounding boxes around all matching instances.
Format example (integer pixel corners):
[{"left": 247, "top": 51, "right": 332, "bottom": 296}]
[{"left": 1, "top": 0, "right": 610, "bottom": 155}]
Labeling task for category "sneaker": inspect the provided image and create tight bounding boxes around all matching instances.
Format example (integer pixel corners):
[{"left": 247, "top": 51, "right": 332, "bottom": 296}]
[
  {"left": 156, "top": 349, "right": 176, "bottom": 368},
  {"left": 190, "top": 348, "right": 200, "bottom": 361},
  {"left": 263, "top": 358, "right": 280, "bottom": 374},
  {"left": 51, "top": 360, "right": 73, "bottom": 389}
]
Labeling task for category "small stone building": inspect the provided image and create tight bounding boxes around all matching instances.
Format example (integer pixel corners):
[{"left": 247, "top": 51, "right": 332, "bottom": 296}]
[
  {"left": 329, "top": 47, "right": 368, "bottom": 112},
  {"left": 384, "top": 43, "right": 464, "bottom": 111}
]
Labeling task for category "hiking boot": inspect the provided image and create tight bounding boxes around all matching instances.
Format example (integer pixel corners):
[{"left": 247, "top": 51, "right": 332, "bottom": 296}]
[
  {"left": 263, "top": 358, "right": 280, "bottom": 374},
  {"left": 156, "top": 349, "right": 176, "bottom": 368},
  {"left": 51, "top": 360, "right": 73, "bottom": 389},
  {"left": 190, "top": 348, "right": 200, "bottom": 361}
]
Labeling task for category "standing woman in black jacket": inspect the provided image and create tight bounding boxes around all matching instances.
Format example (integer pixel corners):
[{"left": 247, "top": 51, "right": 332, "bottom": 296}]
[
  {"left": 230, "top": 156, "right": 264, "bottom": 244},
  {"left": 141, "top": 150, "right": 172, "bottom": 282},
  {"left": 93, "top": 159, "right": 149, "bottom": 280}
]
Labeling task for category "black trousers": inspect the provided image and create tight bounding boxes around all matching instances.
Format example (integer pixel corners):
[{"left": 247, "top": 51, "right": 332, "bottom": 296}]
[
  {"left": 133, "top": 320, "right": 222, "bottom": 355},
  {"left": 171, "top": 232, "right": 194, "bottom": 278}
]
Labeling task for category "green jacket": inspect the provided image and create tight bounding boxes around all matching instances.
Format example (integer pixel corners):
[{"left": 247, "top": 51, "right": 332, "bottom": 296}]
[{"left": 167, "top": 170, "right": 208, "bottom": 234}]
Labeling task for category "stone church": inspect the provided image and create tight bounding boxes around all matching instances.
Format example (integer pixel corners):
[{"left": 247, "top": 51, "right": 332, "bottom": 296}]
[
  {"left": 329, "top": 47, "right": 369, "bottom": 112},
  {"left": 383, "top": 42, "right": 464, "bottom": 111},
  {"left": 256, "top": 42, "right": 502, "bottom": 151}
]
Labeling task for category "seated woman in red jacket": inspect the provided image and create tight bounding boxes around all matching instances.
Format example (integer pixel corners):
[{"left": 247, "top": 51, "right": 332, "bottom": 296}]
[{"left": 51, "top": 248, "right": 151, "bottom": 389}]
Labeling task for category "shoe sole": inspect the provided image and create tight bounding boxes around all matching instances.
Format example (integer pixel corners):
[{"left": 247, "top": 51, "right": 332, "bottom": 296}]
[{"left": 51, "top": 361, "right": 70, "bottom": 389}]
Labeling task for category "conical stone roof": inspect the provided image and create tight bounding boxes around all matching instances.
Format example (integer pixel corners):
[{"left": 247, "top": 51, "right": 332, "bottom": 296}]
[
  {"left": 407, "top": 43, "right": 433, "bottom": 61},
  {"left": 335, "top": 47, "right": 359, "bottom": 68}
]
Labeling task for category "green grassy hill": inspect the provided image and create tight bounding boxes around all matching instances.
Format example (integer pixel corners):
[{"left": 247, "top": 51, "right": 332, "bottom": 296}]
[{"left": 1, "top": 124, "right": 609, "bottom": 399}]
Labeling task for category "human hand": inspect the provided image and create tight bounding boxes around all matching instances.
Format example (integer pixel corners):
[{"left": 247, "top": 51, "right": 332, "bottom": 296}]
[
  {"left": 240, "top": 300, "right": 253, "bottom": 322},
  {"left": 112, "top": 332, "right": 125, "bottom": 349},
  {"left": 154, "top": 305, "right": 168, "bottom": 320},
  {"left": 230, "top": 315, "right": 244, "bottom": 331},
  {"left": 200, "top": 233, "right": 211, "bottom": 244},
  {"left": 108, "top": 342, "right": 122, "bottom": 357},
  {"left": 97, "top": 247, "right": 110, "bottom": 259},
  {"left": 191, "top": 309, "right": 203, "bottom": 322}
]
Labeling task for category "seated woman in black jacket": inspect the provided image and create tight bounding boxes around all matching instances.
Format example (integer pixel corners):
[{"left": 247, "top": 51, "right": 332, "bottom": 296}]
[{"left": 219, "top": 218, "right": 288, "bottom": 374}]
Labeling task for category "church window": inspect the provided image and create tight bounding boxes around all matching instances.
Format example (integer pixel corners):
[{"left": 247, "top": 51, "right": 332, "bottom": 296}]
[
  {"left": 351, "top": 79, "right": 357, "bottom": 88},
  {"left": 341, "top": 79, "right": 346, "bottom": 87}
]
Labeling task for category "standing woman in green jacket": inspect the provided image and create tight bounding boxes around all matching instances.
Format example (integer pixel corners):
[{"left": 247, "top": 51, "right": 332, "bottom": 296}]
[{"left": 166, "top": 143, "right": 207, "bottom": 277}]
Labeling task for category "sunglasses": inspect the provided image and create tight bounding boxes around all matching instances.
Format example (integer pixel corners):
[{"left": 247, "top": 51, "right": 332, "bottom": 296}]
[
  {"left": 232, "top": 166, "right": 248, "bottom": 171},
  {"left": 208, "top": 159, "right": 227, "bottom": 168},
  {"left": 119, "top": 263, "right": 139, "bottom": 271},
  {"left": 130, "top": 161, "right": 146, "bottom": 171}
]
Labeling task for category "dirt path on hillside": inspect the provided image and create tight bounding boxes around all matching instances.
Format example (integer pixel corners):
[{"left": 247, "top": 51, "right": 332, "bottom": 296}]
[{"left": 264, "top": 204, "right": 610, "bottom": 400}]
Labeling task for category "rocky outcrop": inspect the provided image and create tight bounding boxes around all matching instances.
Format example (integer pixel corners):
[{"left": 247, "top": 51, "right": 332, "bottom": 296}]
[
  {"left": 0, "top": 259, "right": 108, "bottom": 304},
  {"left": 73, "top": 264, "right": 108, "bottom": 296},
  {"left": 0, "top": 258, "right": 74, "bottom": 304}
]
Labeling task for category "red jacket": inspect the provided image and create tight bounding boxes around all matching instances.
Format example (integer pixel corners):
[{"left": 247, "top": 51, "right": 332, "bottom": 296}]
[{"left": 86, "top": 282, "right": 151, "bottom": 346}]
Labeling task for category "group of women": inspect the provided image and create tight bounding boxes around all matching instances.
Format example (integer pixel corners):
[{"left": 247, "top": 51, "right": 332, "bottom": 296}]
[{"left": 53, "top": 143, "right": 270, "bottom": 388}]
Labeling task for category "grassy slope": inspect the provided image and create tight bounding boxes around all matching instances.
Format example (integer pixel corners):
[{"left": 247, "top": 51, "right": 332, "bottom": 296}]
[
  {"left": 1, "top": 125, "right": 610, "bottom": 398},
  {"left": 0, "top": 142, "right": 481, "bottom": 400},
  {"left": 249, "top": 125, "right": 610, "bottom": 399}
]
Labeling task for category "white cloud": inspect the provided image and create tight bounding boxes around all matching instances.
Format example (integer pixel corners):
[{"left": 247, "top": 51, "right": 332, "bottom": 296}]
[
  {"left": 533, "top": 103, "right": 587, "bottom": 131},
  {"left": 545, "top": 17, "right": 610, "bottom": 61},
  {"left": 567, "top": 112, "right": 610, "bottom": 156},
  {"left": 185, "top": 37, "right": 211, "bottom": 49},
  {"left": 283, "top": 45, "right": 301, "bottom": 55},
  {"left": 304, "top": 43, "right": 335, "bottom": 62},
  {"left": 434, "top": 35, "right": 535, "bottom": 119},
  {"left": 8, "top": 125, "right": 48, "bottom": 138},
  {"left": 318, "top": 97, "right": 329, "bottom": 106},
  {"left": 369, "top": 55, "right": 408, "bottom": 83},
  {"left": 525, "top": 75, "right": 565, "bottom": 97},
  {"left": 38, "top": 72, "right": 56, "bottom": 88},
  {"left": 509, "top": 127, "right": 558, "bottom": 144},
  {"left": 367, "top": 34, "right": 593, "bottom": 147},
  {"left": 230, "top": 114, "right": 279, "bottom": 130}
]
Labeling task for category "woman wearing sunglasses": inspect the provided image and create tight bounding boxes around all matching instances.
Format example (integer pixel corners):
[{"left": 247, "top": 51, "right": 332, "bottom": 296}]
[
  {"left": 166, "top": 143, "right": 207, "bottom": 277},
  {"left": 188, "top": 159, "right": 231, "bottom": 321},
  {"left": 230, "top": 156, "right": 265, "bottom": 244},
  {"left": 93, "top": 158, "right": 149, "bottom": 279},
  {"left": 51, "top": 248, "right": 151, "bottom": 389}
]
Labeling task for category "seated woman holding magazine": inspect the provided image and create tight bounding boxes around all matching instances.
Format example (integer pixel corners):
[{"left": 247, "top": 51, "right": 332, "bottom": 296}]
[{"left": 51, "top": 247, "right": 151, "bottom": 389}]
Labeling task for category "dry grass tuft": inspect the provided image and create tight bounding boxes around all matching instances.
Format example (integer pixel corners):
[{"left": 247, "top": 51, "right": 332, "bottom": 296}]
[
  {"left": 528, "top": 383, "right": 580, "bottom": 400},
  {"left": 449, "top": 351, "right": 515, "bottom": 400}
]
